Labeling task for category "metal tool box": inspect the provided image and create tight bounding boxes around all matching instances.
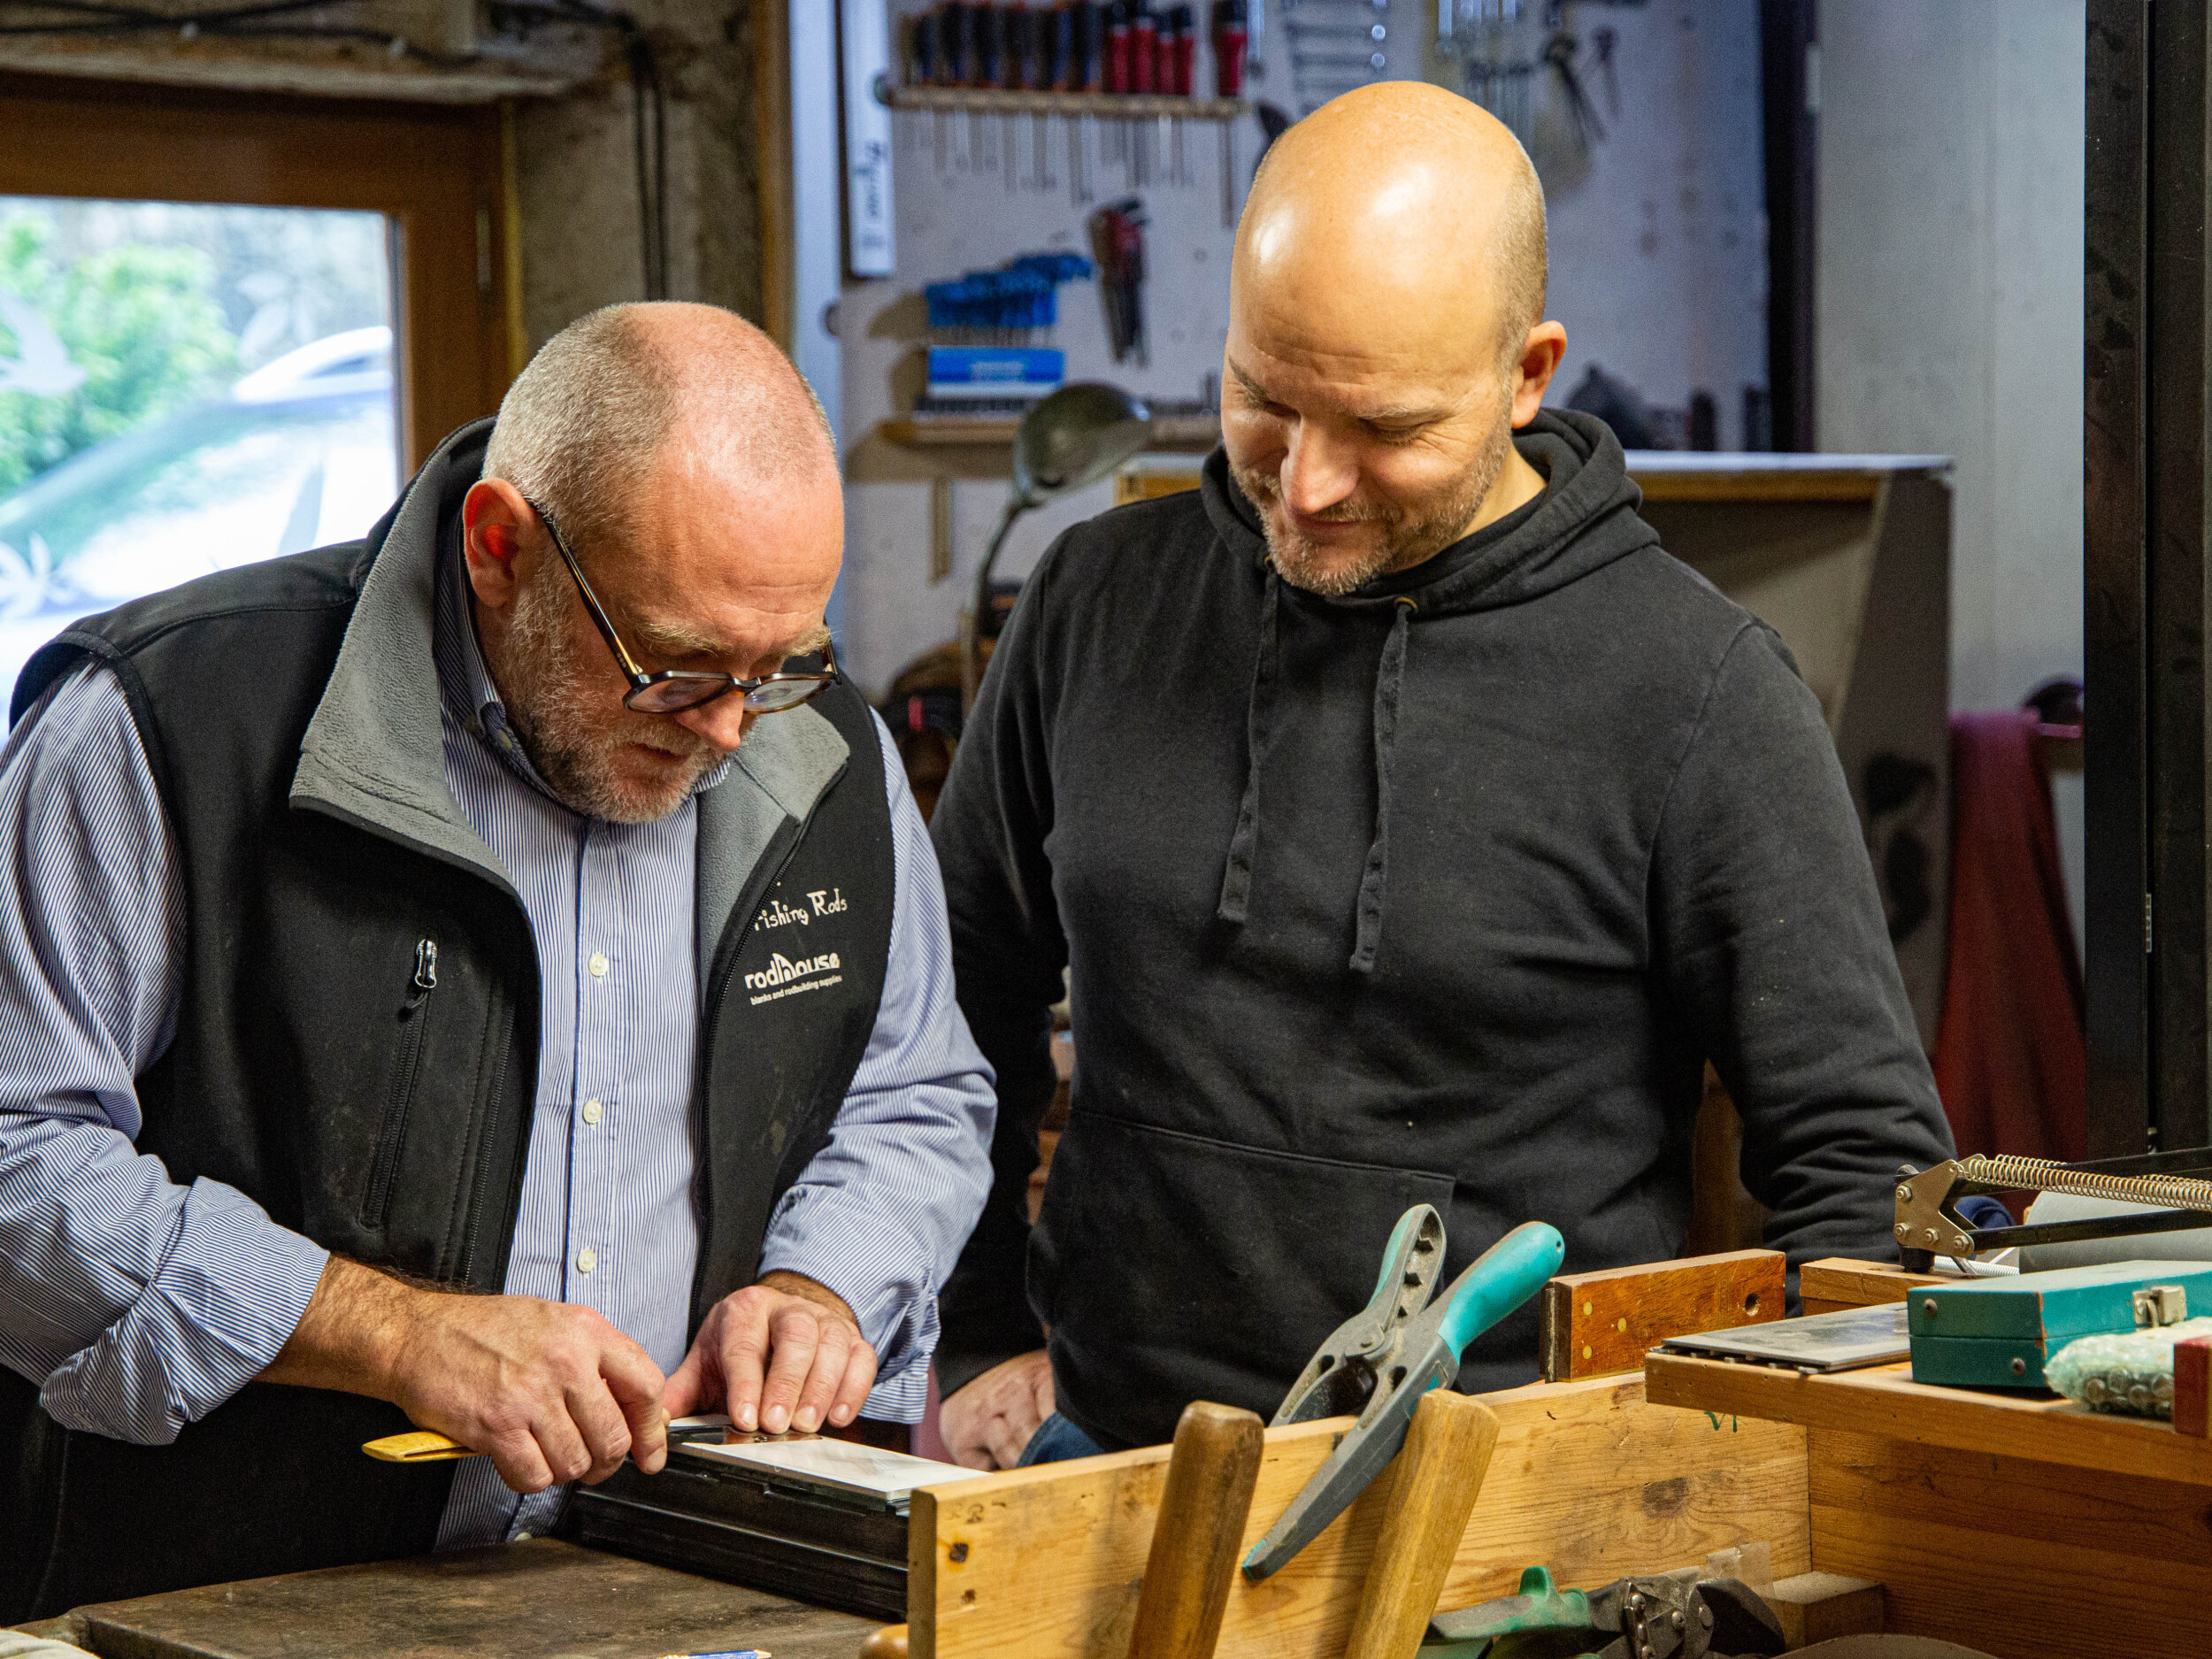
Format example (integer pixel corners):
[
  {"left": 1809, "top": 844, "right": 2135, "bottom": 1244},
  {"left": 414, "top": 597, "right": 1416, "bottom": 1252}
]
[{"left": 1907, "top": 1259, "right": 2212, "bottom": 1388}]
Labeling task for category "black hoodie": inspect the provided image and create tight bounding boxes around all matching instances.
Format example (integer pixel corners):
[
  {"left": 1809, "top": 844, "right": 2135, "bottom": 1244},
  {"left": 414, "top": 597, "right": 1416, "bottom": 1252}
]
[{"left": 930, "top": 410, "right": 1955, "bottom": 1451}]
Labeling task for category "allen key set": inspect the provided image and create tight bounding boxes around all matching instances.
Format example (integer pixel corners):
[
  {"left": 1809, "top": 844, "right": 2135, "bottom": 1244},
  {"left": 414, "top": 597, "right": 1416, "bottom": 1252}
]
[{"left": 883, "top": 1, "right": 1253, "bottom": 219}]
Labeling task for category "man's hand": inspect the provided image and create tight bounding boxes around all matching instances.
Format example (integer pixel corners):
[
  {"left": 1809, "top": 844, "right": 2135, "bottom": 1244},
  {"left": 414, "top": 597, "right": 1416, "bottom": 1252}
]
[
  {"left": 261, "top": 1256, "right": 670, "bottom": 1495},
  {"left": 664, "top": 1271, "right": 877, "bottom": 1434},
  {"left": 938, "top": 1348, "right": 1055, "bottom": 1470}
]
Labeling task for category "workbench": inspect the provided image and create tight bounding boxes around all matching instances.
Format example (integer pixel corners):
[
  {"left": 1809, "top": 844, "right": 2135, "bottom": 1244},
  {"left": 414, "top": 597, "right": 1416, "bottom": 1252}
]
[
  {"left": 1647, "top": 1263, "right": 2212, "bottom": 1659},
  {"left": 16, "top": 1539, "right": 874, "bottom": 1659}
]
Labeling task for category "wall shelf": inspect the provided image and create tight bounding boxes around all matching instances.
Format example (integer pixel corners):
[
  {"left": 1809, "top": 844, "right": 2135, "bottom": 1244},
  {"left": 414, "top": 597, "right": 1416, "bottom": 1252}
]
[
  {"left": 880, "top": 85, "right": 1250, "bottom": 122},
  {"left": 879, "top": 414, "right": 1221, "bottom": 451}
]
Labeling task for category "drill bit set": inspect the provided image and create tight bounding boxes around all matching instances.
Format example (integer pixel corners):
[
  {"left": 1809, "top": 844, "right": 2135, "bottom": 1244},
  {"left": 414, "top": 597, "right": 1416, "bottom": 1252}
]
[{"left": 886, "top": 1, "right": 1252, "bottom": 209}]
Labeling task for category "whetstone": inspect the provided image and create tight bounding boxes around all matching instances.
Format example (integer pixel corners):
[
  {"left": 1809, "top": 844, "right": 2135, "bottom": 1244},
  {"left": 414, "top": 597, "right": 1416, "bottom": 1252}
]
[{"left": 39, "top": 1538, "right": 873, "bottom": 1659}]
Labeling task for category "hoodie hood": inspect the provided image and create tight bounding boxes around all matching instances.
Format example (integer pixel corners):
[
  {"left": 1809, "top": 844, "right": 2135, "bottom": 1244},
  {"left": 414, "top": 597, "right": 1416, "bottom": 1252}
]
[
  {"left": 1197, "top": 406, "right": 1660, "bottom": 614},
  {"left": 1201, "top": 408, "right": 1660, "bottom": 972}
]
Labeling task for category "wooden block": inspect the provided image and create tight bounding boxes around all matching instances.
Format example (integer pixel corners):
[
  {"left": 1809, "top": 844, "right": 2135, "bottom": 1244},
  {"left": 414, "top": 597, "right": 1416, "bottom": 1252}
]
[
  {"left": 1798, "top": 1257, "right": 1947, "bottom": 1317},
  {"left": 1344, "top": 1392, "right": 1500, "bottom": 1659},
  {"left": 1763, "top": 1571, "right": 1883, "bottom": 1647},
  {"left": 907, "top": 1371, "right": 1809, "bottom": 1659},
  {"left": 2177, "top": 1335, "right": 2209, "bottom": 1438},
  {"left": 1540, "top": 1250, "right": 1785, "bottom": 1380},
  {"left": 1808, "top": 1427, "right": 2212, "bottom": 1659}
]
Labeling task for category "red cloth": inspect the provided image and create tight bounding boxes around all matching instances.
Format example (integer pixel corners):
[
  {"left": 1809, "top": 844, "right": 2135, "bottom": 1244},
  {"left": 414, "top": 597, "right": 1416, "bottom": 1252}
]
[{"left": 1932, "top": 710, "right": 2086, "bottom": 1161}]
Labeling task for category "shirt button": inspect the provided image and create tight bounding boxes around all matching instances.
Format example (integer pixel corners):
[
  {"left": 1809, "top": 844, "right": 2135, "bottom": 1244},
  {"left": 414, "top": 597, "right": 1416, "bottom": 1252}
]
[
  {"left": 582, "top": 1098, "right": 603, "bottom": 1125},
  {"left": 577, "top": 1247, "right": 597, "bottom": 1275},
  {"left": 588, "top": 952, "right": 610, "bottom": 979}
]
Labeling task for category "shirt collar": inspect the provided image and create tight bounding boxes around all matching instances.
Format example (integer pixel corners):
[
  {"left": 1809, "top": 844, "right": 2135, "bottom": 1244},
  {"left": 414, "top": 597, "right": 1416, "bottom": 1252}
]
[{"left": 432, "top": 512, "right": 737, "bottom": 812}]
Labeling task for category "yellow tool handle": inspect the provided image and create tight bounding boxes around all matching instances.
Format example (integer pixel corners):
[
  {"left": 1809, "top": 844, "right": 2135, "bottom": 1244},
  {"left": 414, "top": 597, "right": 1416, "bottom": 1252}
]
[
  {"left": 1342, "top": 1389, "right": 1502, "bottom": 1659},
  {"left": 363, "top": 1430, "right": 474, "bottom": 1463},
  {"left": 1126, "top": 1401, "right": 1266, "bottom": 1659}
]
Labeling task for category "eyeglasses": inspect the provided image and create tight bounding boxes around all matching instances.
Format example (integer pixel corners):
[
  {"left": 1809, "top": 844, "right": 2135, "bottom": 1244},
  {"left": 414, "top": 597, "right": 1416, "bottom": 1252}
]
[{"left": 521, "top": 495, "right": 839, "bottom": 716}]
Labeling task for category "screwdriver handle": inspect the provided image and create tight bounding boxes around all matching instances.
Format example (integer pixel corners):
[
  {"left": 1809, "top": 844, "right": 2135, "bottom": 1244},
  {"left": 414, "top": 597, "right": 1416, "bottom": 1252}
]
[{"left": 1435, "top": 1222, "right": 1565, "bottom": 1362}]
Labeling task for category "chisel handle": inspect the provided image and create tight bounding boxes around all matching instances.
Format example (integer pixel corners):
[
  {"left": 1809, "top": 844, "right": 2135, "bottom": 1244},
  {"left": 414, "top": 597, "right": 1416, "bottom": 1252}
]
[
  {"left": 1436, "top": 1222, "right": 1566, "bottom": 1362},
  {"left": 363, "top": 1430, "right": 472, "bottom": 1462},
  {"left": 1126, "top": 1401, "right": 1265, "bottom": 1659}
]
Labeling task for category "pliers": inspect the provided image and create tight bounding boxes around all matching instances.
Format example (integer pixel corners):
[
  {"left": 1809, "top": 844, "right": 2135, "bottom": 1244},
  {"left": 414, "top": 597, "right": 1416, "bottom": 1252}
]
[{"left": 1241, "top": 1207, "right": 1565, "bottom": 1580}]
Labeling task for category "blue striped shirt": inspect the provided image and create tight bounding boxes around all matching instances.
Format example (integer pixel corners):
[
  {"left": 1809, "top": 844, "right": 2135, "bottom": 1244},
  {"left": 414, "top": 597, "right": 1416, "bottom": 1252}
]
[{"left": 0, "top": 543, "right": 995, "bottom": 1550}]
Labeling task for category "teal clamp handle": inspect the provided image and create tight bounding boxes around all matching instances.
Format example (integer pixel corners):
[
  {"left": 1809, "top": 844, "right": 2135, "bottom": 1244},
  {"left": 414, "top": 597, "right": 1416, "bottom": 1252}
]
[{"left": 1436, "top": 1222, "right": 1566, "bottom": 1361}]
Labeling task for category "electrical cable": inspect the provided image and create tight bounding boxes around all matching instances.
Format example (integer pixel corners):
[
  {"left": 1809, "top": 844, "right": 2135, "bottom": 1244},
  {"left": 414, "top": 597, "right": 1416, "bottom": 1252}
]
[{"left": 0, "top": 0, "right": 670, "bottom": 301}]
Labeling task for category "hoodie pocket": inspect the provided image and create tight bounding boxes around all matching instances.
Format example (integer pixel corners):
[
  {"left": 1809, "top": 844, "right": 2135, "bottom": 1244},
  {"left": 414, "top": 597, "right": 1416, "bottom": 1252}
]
[
  {"left": 1027, "top": 1110, "right": 1458, "bottom": 1448},
  {"left": 361, "top": 939, "right": 438, "bottom": 1229}
]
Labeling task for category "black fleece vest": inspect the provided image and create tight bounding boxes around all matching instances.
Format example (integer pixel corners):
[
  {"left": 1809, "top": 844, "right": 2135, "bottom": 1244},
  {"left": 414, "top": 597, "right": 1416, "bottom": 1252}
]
[{"left": 0, "top": 535, "right": 893, "bottom": 1620}]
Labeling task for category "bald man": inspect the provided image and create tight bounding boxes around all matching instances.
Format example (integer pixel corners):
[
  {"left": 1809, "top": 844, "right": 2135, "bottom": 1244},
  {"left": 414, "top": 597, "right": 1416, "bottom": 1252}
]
[
  {"left": 0, "top": 303, "right": 994, "bottom": 1616},
  {"left": 930, "top": 85, "right": 1954, "bottom": 1466}
]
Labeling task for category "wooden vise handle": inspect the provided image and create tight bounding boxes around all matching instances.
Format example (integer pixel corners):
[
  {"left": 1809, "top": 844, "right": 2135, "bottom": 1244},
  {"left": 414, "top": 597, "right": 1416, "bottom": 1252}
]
[
  {"left": 1126, "top": 1401, "right": 1266, "bottom": 1659},
  {"left": 1343, "top": 1388, "right": 1502, "bottom": 1659}
]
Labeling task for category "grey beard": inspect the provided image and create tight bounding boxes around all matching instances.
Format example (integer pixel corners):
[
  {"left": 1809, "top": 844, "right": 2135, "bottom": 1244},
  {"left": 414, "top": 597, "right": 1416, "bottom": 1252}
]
[
  {"left": 495, "top": 565, "right": 721, "bottom": 824},
  {"left": 1237, "top": 407, "right": 1516, "bottom": 597}
]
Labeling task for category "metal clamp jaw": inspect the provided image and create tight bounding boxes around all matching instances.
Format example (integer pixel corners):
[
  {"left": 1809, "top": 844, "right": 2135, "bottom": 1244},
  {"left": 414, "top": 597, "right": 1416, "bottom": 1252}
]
[{"left": 1893, "top": 1153, "right": 2212, "bottom": 1271}]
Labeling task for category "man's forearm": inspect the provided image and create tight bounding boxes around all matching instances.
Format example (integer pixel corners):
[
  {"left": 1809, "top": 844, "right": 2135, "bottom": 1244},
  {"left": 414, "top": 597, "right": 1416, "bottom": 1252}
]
[{"left": 257, "top": 1255, "right": 415, "bottom": 1400}]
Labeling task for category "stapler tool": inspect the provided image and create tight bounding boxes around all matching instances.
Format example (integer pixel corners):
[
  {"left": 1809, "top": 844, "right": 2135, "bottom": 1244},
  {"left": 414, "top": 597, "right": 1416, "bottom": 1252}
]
[{"left": 1240, "top": 1207, "right": 1563, "bottom": 1580}]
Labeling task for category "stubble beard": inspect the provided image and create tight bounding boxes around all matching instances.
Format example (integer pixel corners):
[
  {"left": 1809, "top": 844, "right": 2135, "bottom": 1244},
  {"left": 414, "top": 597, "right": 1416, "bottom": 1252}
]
[
  {"left": 1232, "top": 397, "right": 1517, "bottom": 598},
  {"left": 495, "top": 563, "right": 724, "bottom": 825}
]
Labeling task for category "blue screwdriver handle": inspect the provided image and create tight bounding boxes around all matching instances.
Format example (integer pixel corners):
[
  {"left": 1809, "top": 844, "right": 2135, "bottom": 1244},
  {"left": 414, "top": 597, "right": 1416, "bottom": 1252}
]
[{"left": 1435, "top": 1222, "right": 1566, "bottom": 1361}]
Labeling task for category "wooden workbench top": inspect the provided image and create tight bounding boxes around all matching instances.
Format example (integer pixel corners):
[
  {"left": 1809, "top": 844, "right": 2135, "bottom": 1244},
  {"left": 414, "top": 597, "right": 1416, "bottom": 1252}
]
[
  {"left": 28, "top": 1538, "right": 877, "bottom": 1659},
  {"left": 1646, "top": 1349, "right": 2212, "bottom": 1486}
]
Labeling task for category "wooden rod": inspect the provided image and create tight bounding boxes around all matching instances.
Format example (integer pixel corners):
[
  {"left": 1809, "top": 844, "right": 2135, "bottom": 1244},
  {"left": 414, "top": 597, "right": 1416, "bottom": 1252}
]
[
  {"left": 1126, "top": 1401, "right": 1266, "bottom": 1659},
  {"left": 1343, "top": 1391, "right": 1502, "bottom": 1659}
]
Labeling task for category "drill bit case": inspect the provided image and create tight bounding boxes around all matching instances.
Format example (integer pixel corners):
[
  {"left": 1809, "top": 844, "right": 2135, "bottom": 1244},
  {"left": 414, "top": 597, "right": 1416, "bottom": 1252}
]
[{"left": 1906, "top": 1259, "right": 2212, "bottom": 1389}]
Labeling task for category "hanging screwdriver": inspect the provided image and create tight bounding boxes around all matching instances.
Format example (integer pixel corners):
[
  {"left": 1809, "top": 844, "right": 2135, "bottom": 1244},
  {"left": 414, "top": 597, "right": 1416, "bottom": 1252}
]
[
  {"left": 1164, "top": 4, "right": 1194, "bottom": 183},
  {"left": 1211, "top": 0, "right": 1248, "bottom": 224}
]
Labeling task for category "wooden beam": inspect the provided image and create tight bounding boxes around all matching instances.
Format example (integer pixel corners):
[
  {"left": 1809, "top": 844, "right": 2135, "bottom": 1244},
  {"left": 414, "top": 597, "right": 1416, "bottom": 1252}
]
[
  {"left": 1539, "top": 1250, "right": 1785, "bottom": 1380},
  {"left": 908, "top": 1373, "right": 1808, "bottom": 1659},
  {"left": 1645, "top": 1352, "right": 2212, "bottom": 1488},
  {"left": 1798, "top": 1257, "right": 1947, "bottom": 1316}
]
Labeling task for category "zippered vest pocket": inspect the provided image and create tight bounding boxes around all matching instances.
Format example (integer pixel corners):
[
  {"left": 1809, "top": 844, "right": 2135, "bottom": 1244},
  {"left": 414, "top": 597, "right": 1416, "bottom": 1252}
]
[{"left": 361, "top": 938, "right": 438, "bottom": 1228}]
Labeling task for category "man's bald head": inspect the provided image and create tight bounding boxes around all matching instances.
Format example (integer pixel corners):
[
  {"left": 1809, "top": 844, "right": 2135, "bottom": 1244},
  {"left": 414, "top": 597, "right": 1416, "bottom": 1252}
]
[
  {"left": 1221, "top": 84, "right": 1566, "bottom": 595},
  {"left": 484, "top": 302, "right": 836, "bottom": 555},
  {"left": 1240, "top": 82, "right": 1547, "bottom": 373}
]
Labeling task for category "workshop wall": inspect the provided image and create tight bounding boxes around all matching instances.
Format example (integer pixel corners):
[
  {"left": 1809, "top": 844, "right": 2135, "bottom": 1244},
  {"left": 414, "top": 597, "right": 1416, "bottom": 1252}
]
[
  {"left": 1817, "top": 0, "right": 2085, "bottom": 718},
  {"left": 1816, "top": 0, "right": 2086, "bottom": 948},
  {"left": 835, "top": 0, "right": 1768, "bottom": 695}
]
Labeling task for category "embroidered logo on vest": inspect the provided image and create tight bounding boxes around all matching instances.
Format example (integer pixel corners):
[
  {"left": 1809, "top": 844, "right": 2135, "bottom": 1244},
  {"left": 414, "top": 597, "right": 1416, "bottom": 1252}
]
[{"left": 743, "top": 949, "right": 845, "bottom": 1004}]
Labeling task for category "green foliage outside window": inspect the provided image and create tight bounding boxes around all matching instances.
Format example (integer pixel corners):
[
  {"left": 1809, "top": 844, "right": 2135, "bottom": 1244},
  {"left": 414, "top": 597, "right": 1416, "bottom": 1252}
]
[{"left": 0, "top": 212, "right": 239, "bottom": 497}]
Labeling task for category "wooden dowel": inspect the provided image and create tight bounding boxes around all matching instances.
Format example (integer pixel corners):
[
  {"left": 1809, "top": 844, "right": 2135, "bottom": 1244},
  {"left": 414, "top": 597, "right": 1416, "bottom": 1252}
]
[
  {"left": 1343, "top": 1390, "right": 1502, "bottom": 1659},
  {"left": 1125, "top": 1400, "right": 1266, "bottom": 1659}
]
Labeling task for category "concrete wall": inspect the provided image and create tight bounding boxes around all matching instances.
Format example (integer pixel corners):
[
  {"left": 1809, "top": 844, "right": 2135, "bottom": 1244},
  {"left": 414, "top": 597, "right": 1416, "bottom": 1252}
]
[
  {"left": 1816, "top": 0, "right": 2086, "bottom": 947},
  {"left": 1817, "top": 0, "right": 2085, "bottom": 716}
]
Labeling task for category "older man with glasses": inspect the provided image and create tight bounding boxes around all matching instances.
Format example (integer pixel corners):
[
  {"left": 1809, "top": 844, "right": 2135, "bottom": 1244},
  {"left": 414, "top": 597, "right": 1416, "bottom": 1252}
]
[{"left": 0, "top": 303, "right": 995, "bottom": 1619}]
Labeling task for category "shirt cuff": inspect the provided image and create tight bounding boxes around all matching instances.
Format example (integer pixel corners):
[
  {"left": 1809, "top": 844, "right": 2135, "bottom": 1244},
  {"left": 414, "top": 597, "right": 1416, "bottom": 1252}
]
[
  {"left": 38, "top": 1178, "right": 331, "bottom": 1444},
  {"left": 759, "top": 1187, "right": 940, "bottom": 1425}
]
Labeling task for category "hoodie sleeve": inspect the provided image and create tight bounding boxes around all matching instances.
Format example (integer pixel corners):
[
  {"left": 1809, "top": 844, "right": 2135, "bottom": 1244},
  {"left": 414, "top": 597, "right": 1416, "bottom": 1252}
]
[
  {"left": 1650, "top": 623, "right": 1955, "bottom": 1270},
  {"left": 926, "top": 534, "right": 1075, "bottom": 1397}
]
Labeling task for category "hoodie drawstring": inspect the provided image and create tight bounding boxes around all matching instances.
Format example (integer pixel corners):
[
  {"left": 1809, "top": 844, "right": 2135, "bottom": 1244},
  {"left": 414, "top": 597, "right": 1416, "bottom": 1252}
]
[
  {"left": 1215, "top": 570, "right": 1280, "bottom": 926},
  {"left": 1350, "top": 597, "right": 1416, "bottom": 974},
  {"left": 1217, "top": 580, "right": 1415, "bottom": 976}
]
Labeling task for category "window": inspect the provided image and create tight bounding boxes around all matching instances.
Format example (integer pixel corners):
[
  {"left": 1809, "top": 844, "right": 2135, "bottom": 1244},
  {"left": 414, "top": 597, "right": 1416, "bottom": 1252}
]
[{"left": 0, "top": 197, "right": 400, "bottom": 688}]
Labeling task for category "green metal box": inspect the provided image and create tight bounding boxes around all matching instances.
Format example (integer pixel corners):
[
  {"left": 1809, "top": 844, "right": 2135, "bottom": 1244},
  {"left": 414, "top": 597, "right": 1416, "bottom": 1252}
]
[{"left": 1907, "top": 1260, "right": 2212, "bottom": 1390}]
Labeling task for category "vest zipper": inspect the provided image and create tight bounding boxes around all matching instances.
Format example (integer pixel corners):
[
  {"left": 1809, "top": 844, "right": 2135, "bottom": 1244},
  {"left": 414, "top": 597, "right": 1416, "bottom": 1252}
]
[{"left": 362, "top": 938, "right": 438, "bottom": 1228}]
